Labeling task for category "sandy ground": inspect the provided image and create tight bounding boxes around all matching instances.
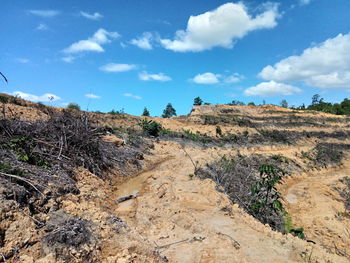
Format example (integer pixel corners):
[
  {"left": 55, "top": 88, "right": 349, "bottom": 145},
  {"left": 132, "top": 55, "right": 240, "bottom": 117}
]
[{"left": 1, "top": 101, "right": 350, "bottom": 262}]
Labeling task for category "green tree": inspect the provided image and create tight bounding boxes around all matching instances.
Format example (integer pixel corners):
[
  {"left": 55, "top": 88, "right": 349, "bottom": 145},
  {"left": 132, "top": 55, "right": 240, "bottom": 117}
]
[
  {"left": 248, "top": 102, "right": 255, "bottom": 106},
  {"left": 311, "top": 94, "right": 321, "bottom": 105},
  {"left": 280, "top": 99, "right": 288, "bottom": 108},
  {"left": 193, "top": 96, "right": 203, "bottom": 106},
  {"left": 227, "top": 100, "right": 245, "bottom": 106},
  {"left": 142, "top": 107, "right": 150, "bottom": 116},
  {"left": 162, "top": 103, "right": 177, "bottom": 118},
  {"left": 67, "top": 103, "right": 81, "bottom": 110}
]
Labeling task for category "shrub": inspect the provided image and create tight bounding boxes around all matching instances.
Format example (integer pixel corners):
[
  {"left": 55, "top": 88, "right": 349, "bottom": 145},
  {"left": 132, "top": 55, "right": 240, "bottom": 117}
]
[
  {"left": 216, "top": 126, "right": 223, "bottom": 137},
  {"left": 67, "top": 103, "right": 81, "bottom": 111},
  {"left": 138, "top": 119, "right": 162, "bottom": 137}
]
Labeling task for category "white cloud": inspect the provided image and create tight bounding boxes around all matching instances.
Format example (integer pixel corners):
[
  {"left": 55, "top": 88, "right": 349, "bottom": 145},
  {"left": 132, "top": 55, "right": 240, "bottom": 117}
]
[
  {"left": 123, "top": 93, "right": 142, "bottom": 100},
  {"left": 36, "top": 23, "right": 48, "bottom": 31},
  {"left": 63, "top": 28, "right": 120, "bottom": 54},
  {"left": 80, "top": 11, "right": 103, "bottom": 20},
  {"left": 192, "top": 72, "right": 220, "bottom": 84},
  {"left": 299, "top": 0, "right": 311, "bottom": 5},
  {"left": 244, "top": 81, "right": 302, "bottom": 96},
  {"left": 131, "top": 32, "right": 153, "bottom": 50},
  {"left": 224, "top": 73, "right": 244, "bottom": 83},
  {"left": 100, "top": 63, "right": 136, "bottom": 72},
  {"left": 28, "top": 10, "right": 60, "bottom": 17},
  {"left": 10, "top": 91, "right": 61, "bottom": 102},
  {"left": 259, "top": 33, "right": 350, "bottom": 90},
  {"left": 16, "top": 58, "right": 29, "bottom": 64},
  {"left": 85, "top": 93, "right": 101, "bottom": 99},
  {"left": 160, "top": 2, "right": 279, "bottom": 52},
  {"left": 139, "top": 71, "right": 172, "bottom": 81},
  {"left": 62, "top": 56, "right": 75, "bottom": 63}
]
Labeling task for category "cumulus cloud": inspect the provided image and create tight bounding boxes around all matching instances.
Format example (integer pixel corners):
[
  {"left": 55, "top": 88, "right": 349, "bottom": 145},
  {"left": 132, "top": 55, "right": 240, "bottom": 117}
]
[
  {"left": 191, "top": 72, "right": 244, "bottom": 84},
  {"left": 224, "top": 73, "right": 245, "bottom": 83},
  {"left": 99, "top": 63, "right": 136, "bottom": 72},
  {"left": 28, "top": 10, "right": 60, "bottom": 17},
  {"left": 36, "top": 23, "right": 48, "bottom": 31},
  {"left": 259, "top": 33, "right": 350, "bottom": 90},
  {"left": 160, "top": 2, "right": 279, "bottom": 52},
  {"left": 139, "top": 71, "right": 172, "bottom": 81},
  {"left": 192, "top": 72, "right": 220, "bottom": 84},
  {"left": 123, "top": 93, "right": 142, "bottom": 100},
  {"left": 85, "top": 93, "right": 101, "bottom": 99},
  {"left": 131, "top": 32, "right": 154, "bottom": 50},
  {"left": 10, "top": 91, "right": 61, "bottom": 102},
  {"left": 244, "top": 81, "right": 302, "bottom": 96},
  {"left": 63, "top": 28, "right": 120, "bottom": 54},
  {"left": 80, "top": 11, "right": 103, "bottom": 20}
]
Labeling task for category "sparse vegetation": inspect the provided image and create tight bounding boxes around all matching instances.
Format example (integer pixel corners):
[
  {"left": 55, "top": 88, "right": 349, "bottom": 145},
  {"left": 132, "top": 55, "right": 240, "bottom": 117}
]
[
  {"left": 197, "top": 154, "right": 297, "bottom": 232},
  {"left": 67, "top": 102, "right": 81, "bottom": 110}
]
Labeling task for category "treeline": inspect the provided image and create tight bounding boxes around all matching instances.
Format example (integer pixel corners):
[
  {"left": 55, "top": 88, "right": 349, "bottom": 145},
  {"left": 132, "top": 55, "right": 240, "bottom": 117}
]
[
  {"left": 49, "top": 95, "right": 350, "bottom": 118},
  {"left": 303, "top": 94, "right": 350, "bottom": 116}
]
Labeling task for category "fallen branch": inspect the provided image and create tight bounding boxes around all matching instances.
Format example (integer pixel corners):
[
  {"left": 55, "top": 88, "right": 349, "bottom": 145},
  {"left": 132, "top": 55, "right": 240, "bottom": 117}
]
[
  {"left": 156, "top": 238, "right": 190, "bottom": 250},
  {"left": 180, "top": 145, "right": 198, "bottom": 174},
  {"left": 0, "top": 172, "right": 44, "bottom": 197}
]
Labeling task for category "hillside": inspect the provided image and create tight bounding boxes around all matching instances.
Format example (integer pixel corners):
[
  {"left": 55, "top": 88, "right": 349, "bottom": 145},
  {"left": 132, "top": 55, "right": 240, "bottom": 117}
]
[{"left": 0, "top": 96, "right": 349, "bottom": 263}]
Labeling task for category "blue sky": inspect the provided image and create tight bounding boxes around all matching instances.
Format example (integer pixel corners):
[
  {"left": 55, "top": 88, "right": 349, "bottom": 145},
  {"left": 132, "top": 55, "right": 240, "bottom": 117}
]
[{"left": 1, "top": 0, "right": 350, "bottom": 116}]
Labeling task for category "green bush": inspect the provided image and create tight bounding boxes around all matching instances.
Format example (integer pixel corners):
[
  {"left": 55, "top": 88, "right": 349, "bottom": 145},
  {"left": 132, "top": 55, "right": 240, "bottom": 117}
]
[
  {"left": 138, "top": 119, "right": 162, "bottom": 137},
  {"left": 67, "top": 103, "right": 81, "bottom": 110}
]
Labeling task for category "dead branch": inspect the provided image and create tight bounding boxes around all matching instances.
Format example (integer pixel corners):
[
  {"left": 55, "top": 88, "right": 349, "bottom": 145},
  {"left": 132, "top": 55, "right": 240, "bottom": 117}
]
[{"left": 0, "top": 172, "right": 44, "bottom": 197}]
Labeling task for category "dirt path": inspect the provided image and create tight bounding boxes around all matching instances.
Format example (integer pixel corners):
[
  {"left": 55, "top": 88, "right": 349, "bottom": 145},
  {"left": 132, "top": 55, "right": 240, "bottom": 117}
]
[
  {"left": 112, "top": 141, "right": 349, "bottom": 263},
  {"left": 280, "top": 162, "right": 350, "bottom": 258}
]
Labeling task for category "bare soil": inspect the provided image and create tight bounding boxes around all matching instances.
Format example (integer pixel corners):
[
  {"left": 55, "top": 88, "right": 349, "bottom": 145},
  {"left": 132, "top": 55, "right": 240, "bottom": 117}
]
[{"left": 0, "top": 97, "right": 349, "bottom": 262}]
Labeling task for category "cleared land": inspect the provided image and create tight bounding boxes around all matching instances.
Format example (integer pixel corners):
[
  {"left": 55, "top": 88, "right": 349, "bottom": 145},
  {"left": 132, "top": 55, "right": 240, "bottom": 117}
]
[{"left": 0, "top": 95, "right": 349, "bottom": 262}]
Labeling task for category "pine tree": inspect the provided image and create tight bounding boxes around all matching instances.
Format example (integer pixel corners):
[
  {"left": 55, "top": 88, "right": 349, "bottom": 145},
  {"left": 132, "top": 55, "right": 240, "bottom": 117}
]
[
  {"left": 280, "top": 99, "right": 288, "bottom": 108},
  {"left": 193, "top": 96, "right": 203, "bottom": 106},
  {"left": 162, "top": 103, "right": 177, "bottom": 118},
  {"left": 142, "top": 107, "right": 150, "bottom": 116}
]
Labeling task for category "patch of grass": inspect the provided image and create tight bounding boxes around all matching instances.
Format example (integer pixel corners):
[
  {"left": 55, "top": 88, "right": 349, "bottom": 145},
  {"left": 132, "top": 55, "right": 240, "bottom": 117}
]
[{"left": 182, "top": 129, "right": 210, "bottom": 143}]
